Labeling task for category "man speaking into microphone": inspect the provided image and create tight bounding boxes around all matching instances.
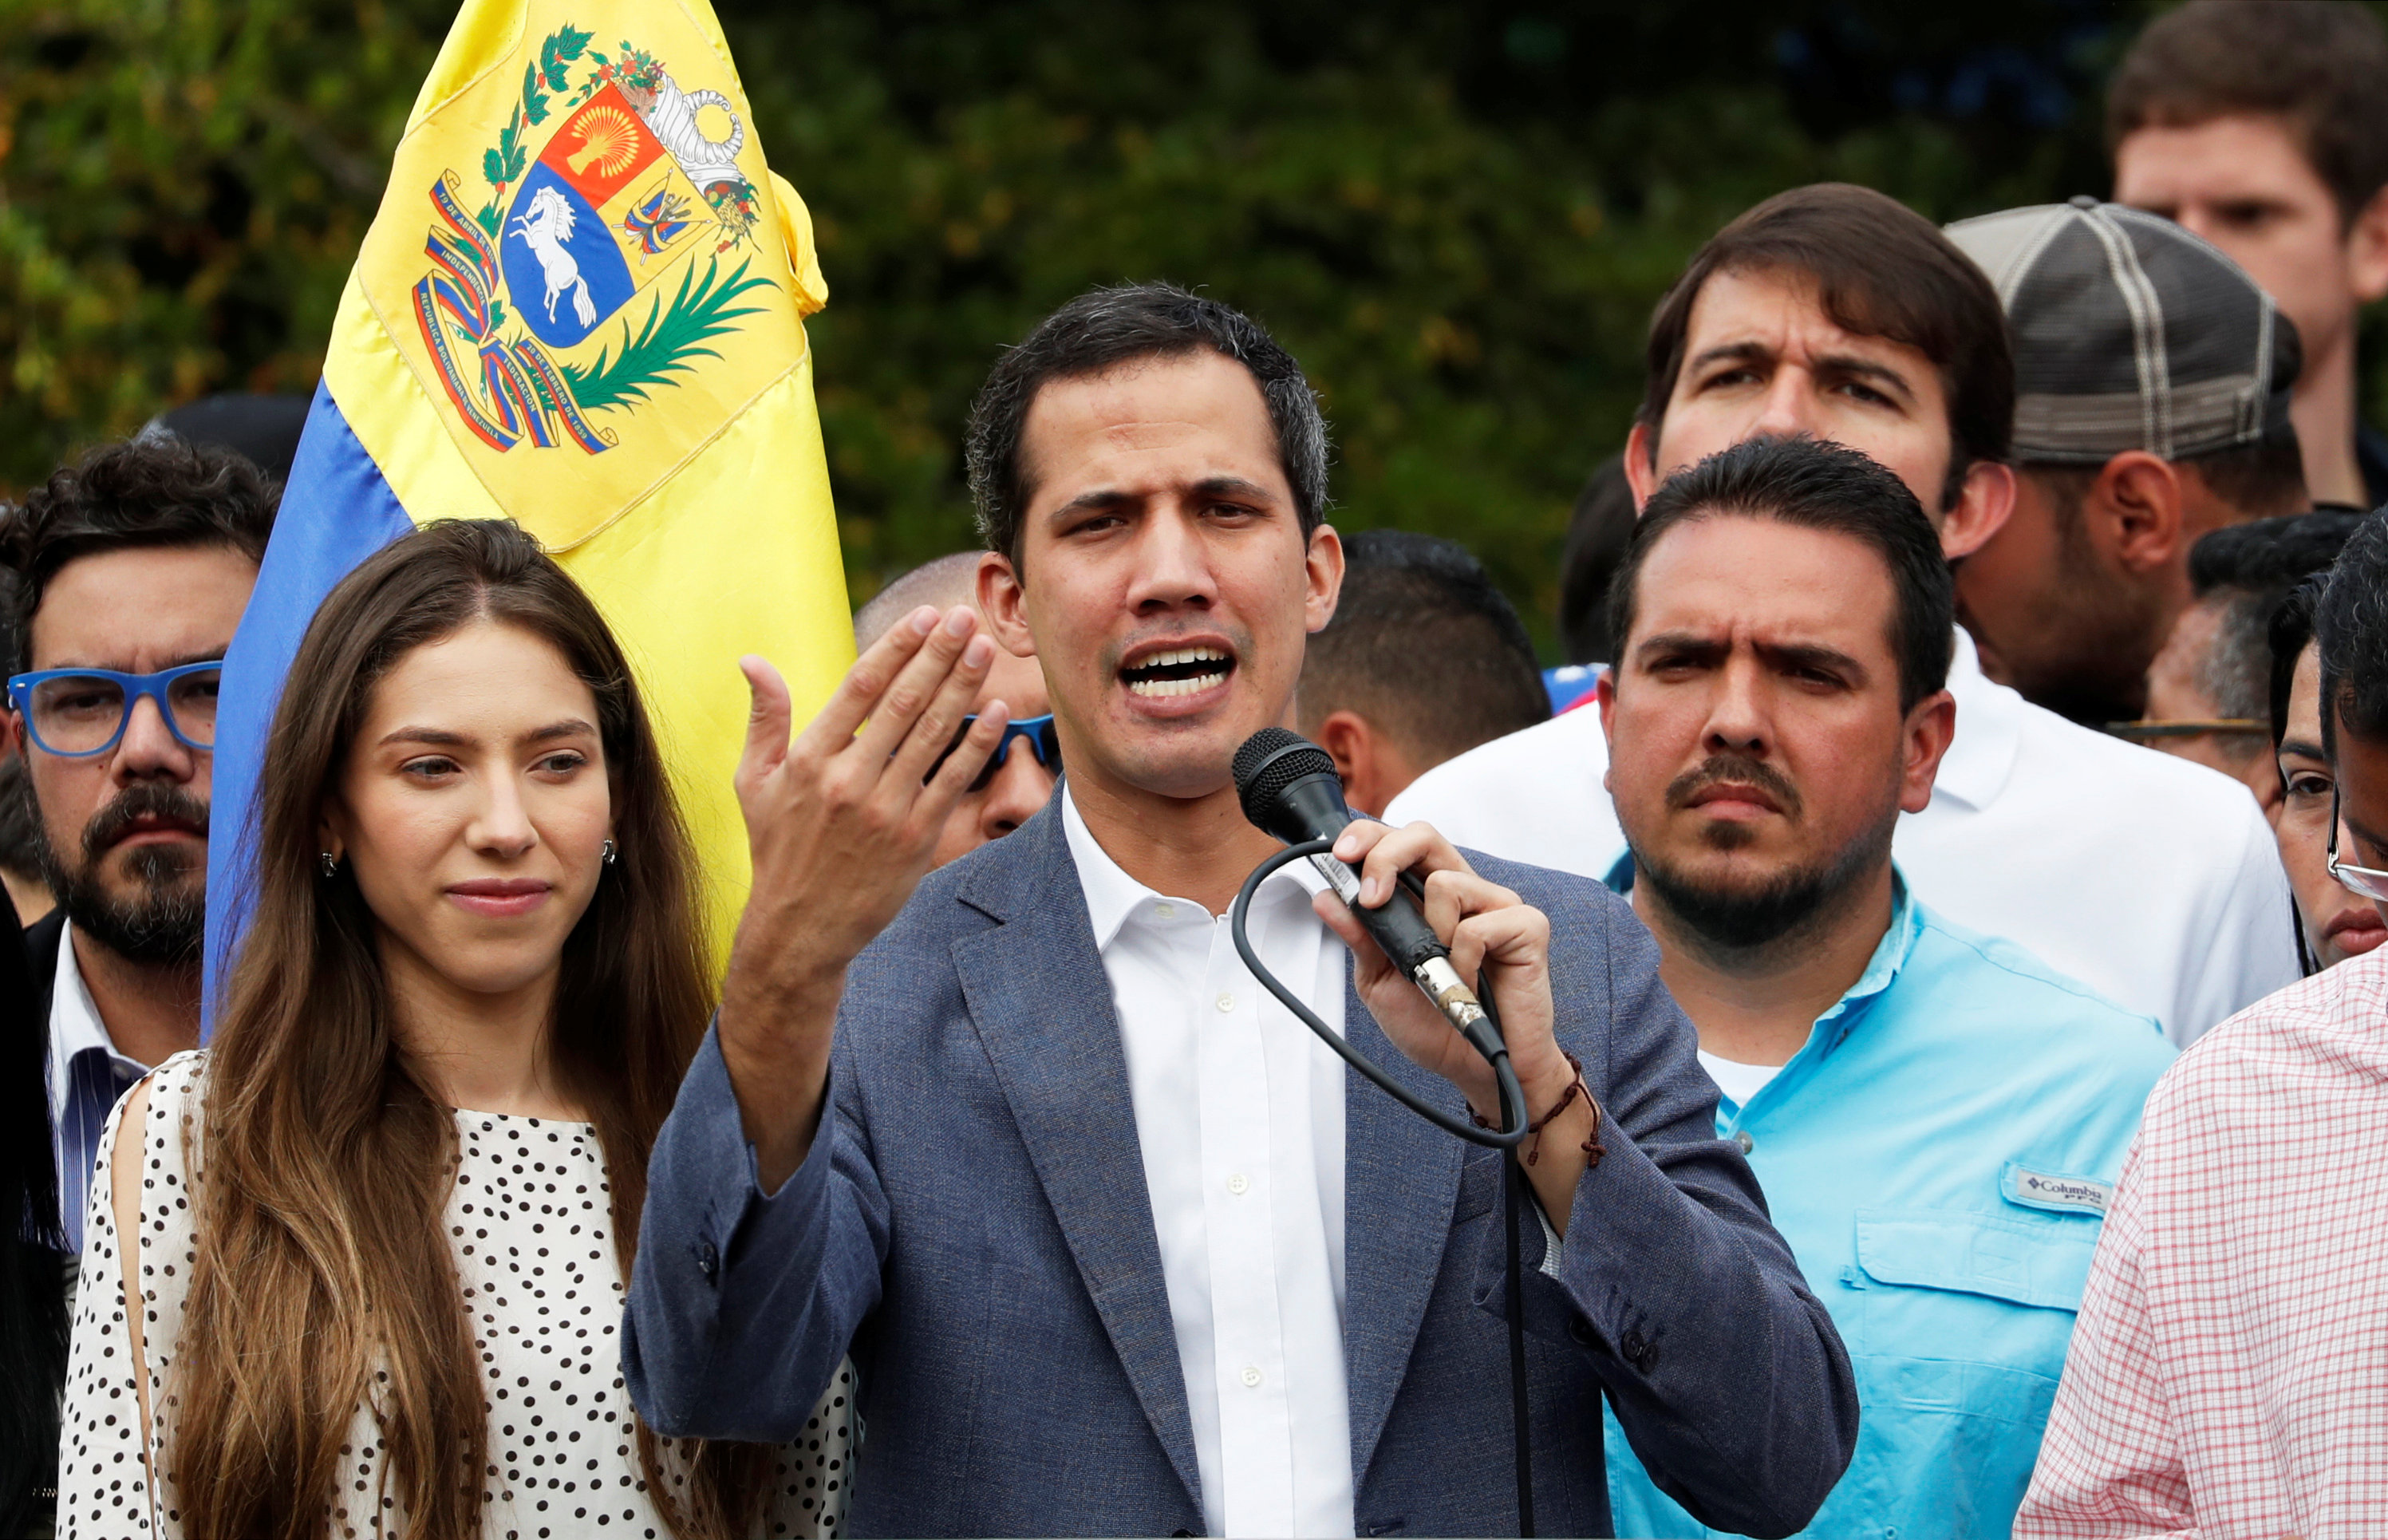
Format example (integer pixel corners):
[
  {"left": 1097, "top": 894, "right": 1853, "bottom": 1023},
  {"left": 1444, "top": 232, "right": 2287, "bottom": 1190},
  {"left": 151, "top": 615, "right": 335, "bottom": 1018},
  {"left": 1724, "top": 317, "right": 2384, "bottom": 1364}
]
[{"left": 624, "top": 283, "right": 1856, "bottom": 1537}]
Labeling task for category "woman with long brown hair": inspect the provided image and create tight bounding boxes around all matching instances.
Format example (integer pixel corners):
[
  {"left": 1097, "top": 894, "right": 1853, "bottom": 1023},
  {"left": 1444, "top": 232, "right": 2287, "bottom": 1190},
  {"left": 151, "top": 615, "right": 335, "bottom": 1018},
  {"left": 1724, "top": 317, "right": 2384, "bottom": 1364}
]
[{"left": 55, "top": 520, "right": 853, "bottom": 1539}]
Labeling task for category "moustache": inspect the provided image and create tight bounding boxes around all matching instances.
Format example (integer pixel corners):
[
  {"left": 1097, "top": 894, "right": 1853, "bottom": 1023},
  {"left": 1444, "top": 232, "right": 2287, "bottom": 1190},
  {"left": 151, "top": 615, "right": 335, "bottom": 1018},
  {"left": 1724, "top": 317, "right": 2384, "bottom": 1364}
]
[
  {"left": 84, "top": 784, "right": 211, "bottom": 861},
  {"left": 1664, "top": 754, "right": 1802, "bottom": 818}
]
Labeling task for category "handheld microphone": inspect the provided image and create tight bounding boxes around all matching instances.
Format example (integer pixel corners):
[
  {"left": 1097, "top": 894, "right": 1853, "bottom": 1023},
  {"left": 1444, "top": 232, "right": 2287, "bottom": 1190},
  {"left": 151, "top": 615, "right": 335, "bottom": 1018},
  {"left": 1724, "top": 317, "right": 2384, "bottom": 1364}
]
[{"left": 1232, "top": 728, "right": 1503, "bottom": 1063}]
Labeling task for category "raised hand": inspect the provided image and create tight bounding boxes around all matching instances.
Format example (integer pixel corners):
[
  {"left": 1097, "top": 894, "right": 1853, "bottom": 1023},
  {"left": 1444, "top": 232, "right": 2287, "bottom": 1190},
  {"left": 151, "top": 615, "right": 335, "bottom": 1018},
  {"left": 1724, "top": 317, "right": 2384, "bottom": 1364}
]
[{"left": 720, "top": 604, "right": 1008, "bottom": 1187}]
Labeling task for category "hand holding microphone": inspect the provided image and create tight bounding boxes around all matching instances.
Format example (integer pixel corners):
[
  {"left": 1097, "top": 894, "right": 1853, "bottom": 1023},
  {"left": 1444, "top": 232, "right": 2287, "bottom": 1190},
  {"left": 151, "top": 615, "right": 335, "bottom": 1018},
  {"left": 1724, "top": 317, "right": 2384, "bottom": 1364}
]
[
  {"left": 1321, "top": 819, "right": 1569, "bottom": 1131},
  {"left": 1232, "top": 729, "right": 1582, "bottom": 1149}
]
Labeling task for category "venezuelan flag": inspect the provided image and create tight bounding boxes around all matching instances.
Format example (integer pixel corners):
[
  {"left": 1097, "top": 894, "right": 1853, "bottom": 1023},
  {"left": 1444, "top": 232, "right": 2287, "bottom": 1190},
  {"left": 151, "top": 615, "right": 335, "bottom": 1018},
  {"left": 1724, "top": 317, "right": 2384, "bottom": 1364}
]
[{"left": 205, "top": 0, "right": 852, "bottom": 1015}]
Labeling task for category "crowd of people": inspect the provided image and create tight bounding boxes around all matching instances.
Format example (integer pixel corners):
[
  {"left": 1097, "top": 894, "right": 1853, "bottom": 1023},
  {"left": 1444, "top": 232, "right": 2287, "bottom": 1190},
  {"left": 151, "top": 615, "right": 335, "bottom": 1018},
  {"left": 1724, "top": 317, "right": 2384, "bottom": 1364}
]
[{"left": 10, "top": 2, "right": 2388, "bottom": 1537}]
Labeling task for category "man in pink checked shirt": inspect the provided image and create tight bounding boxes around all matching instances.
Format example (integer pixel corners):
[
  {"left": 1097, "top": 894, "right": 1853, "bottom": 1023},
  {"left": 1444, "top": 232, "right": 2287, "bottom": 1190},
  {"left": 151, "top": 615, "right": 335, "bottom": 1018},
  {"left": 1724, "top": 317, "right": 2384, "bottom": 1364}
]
[{"left": 2018, "top": 508, "right": 2388, "bottom": 1538}]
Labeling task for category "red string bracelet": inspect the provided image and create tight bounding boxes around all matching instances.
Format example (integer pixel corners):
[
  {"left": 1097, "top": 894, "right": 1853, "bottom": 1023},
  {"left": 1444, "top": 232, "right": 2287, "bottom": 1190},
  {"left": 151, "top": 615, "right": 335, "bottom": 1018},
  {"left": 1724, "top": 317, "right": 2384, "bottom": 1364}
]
[{"left": 1473, "top": 1050, "right": 1604, "bottom": 1168}]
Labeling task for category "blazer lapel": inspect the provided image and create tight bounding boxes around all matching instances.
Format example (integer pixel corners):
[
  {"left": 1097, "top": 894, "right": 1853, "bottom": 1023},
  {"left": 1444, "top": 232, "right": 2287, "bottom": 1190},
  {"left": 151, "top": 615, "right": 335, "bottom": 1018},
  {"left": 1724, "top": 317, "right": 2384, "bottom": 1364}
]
[
  {"left": 950, "top": 805, "right": 1205, "bottom": 1513},
  {"left": 1340, "top": 964, "right": 1466, "bottom": 1488}
]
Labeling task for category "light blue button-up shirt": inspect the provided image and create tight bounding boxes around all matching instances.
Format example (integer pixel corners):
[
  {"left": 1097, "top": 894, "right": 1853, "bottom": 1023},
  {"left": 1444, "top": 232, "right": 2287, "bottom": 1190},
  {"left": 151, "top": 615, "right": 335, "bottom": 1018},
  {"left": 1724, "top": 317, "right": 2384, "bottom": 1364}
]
[{"left": 1601, "top": 863, "right": 2176, "bottom": 1540}]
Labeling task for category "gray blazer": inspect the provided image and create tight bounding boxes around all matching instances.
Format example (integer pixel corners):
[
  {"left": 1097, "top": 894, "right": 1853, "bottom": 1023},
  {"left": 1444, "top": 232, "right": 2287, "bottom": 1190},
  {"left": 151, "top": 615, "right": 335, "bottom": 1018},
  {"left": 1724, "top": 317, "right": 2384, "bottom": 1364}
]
[{"left": 626, "top": 800, "right": 1856, "bottom": 1537}]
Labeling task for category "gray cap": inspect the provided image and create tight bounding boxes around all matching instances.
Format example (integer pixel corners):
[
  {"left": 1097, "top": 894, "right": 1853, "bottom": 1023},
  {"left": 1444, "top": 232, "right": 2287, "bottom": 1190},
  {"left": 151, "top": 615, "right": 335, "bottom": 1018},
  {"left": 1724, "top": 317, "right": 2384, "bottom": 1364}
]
[{"left": 1944, "top": 196, "right": 2299, "bottom": 464}]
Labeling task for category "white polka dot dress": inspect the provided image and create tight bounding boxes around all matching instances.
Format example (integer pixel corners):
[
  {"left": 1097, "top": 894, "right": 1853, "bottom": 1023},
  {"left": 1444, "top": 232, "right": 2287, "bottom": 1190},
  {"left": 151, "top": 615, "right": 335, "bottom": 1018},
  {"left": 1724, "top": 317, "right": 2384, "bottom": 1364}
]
[{"left": 57, "top": 1052, "right": 857, "bottom": 1538}]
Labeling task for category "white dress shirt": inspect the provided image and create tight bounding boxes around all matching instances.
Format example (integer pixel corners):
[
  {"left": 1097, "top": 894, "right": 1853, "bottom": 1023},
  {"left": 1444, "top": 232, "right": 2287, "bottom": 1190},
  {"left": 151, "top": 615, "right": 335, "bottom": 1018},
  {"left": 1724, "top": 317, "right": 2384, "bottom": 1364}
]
[
  {"left": 1061, "top": 792, "right": 1355, "bottom": 1538},
  {"left": 1388, "top": 629, "right": 2300, "bottom": 1046}
]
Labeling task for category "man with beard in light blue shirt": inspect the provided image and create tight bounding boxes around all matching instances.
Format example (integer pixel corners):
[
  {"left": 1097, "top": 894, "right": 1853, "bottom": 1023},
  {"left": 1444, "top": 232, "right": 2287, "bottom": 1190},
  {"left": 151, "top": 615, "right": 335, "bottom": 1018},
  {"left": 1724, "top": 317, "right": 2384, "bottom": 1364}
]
[{"left": 1593, "top": 435, "right": 2175, "bottom": 1540}]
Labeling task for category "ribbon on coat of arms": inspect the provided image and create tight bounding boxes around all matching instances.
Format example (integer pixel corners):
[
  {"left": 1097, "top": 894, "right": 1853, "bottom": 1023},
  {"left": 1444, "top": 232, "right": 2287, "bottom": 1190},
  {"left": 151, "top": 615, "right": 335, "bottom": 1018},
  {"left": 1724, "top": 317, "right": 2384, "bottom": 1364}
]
[{"left": 409, "top": 25, "right": 777, "bottom": 456}]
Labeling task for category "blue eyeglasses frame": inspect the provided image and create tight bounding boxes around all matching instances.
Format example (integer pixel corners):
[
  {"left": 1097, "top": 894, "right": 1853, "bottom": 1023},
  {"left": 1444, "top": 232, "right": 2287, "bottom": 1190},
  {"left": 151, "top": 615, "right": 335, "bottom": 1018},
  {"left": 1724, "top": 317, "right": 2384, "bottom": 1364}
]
[
  {"left": 7, "top": 661, "right": 224, "bottom": 758},
  {"left": 926, "top": 713, "right": 1060, "bottom": 791}
]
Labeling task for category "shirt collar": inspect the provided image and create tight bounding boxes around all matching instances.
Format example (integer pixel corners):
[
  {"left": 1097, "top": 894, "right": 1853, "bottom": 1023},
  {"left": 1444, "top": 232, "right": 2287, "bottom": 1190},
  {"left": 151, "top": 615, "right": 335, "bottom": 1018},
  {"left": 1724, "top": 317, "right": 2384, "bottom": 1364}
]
[
  {"left": 47, "top": 922, "right": 144, "bottom": 1118},
  {"left": 1809, "top": 871, "right": 1922, "bottom": 1056},
  {"left": 1061, "top": 789, "right": 1156, "bottom": 953},
  {"left": 1932, "top": 627, "right": 2022, "bottom": 811},
  {"left": 1060, "top": 786, "right": 1331, "bottom": 953},
  {"left": 1601, "top": 854, "right": 1921, "bottom": 1059}
]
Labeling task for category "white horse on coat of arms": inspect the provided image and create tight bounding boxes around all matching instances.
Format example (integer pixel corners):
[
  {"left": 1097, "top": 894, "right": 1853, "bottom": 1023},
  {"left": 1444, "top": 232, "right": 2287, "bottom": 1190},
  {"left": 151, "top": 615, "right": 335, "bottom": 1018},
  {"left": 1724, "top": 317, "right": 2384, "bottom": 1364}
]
[{"left": 510, "top": 184, "right": 596, "bottom": 327}]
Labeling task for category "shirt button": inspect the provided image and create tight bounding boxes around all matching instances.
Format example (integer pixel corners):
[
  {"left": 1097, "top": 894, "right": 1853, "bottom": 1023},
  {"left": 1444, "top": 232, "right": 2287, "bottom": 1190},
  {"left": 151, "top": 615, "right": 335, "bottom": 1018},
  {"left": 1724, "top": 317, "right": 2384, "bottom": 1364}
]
[
  {"left": 1227, "top": 1173, "right": 1250, "bottom": 1195},
  {"left": 1155, "top": 902, "right": 1176, "bottom": 920},
  {"left": 1216, "top": 993, "right": 1237, "bottom": 1013},
  {"left": 1735, "top": 1130, "right": 1755, "bottom": 1155},
  {"left": 1241, "top": 1365, "right": 1263, "bottom": 1388}
]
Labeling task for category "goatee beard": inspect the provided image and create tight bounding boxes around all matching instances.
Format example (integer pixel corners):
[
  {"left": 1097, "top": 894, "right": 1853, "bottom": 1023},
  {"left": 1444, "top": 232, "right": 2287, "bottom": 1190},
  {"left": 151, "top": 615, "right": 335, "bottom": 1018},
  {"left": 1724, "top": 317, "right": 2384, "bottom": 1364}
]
[
  {"left": 1632, "top": 804, "right": 1896, "bottom": 957},
  {"left": 32, "top": 782, "right": 209, "bottom": 969}
]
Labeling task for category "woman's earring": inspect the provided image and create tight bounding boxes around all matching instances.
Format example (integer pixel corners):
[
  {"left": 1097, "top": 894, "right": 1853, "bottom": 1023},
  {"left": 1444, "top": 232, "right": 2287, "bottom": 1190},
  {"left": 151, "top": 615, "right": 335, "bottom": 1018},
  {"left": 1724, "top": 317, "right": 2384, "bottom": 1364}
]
[
  {"left": 318, "top": 851, "right": 338, "bottom": 879},
  {"left": 601, "top": 838, "right": 618, "bottom": 867}
]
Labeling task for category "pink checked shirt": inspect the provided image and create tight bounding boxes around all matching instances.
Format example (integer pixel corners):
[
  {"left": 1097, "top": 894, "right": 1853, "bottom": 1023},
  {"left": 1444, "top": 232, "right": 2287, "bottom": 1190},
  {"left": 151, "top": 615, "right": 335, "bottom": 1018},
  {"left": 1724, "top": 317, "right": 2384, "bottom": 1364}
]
[{"left": 2017, "top": 950, "right": 2388, "bottom": 1538}]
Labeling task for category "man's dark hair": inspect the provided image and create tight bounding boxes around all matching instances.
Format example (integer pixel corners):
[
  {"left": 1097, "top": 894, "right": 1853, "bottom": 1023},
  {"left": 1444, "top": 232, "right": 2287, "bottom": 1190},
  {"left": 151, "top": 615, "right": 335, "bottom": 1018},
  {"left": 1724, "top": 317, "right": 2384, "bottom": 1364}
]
[
  {"left": 1637, "top": 184, "right": 2015, "bottom": 513},
  {"left": 1298, "top": 529, "right": 1548, "bottom": 767},
  {"left": 964, "top": 282, "right": 1331, "bottom": 563},
  {"left": 2269, "top": 569, "right": 2334, "bottom": 748},
  {"left": 1610, "top": 436, "right": 1956, "bottom": 713},
  {"left": 2185, "top": 511, "right": 2362, "bottom": 738},
  {"left": 0, "top": 436, "right": 278, "bottom": 673},
  {"left": 1557, "top": 456, "right": 1637, "bottom": 665},
  {"left": 2193, "top": 510, "right": 2362, "bottom": 598},
  {"left": 0, "top": 758, "right": 38, "bottom": 891},
  {"left": 2110, "top": 0, "right": 2388, "bottom": 227},
  {"left": 2313, "top": 511, "right": 2388, "bottom": 757}
]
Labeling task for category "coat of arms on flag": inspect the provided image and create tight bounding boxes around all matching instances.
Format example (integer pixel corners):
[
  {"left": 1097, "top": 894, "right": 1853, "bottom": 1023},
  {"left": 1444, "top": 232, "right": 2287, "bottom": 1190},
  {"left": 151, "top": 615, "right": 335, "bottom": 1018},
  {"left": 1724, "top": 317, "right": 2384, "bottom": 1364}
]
[
  {"left": 358, "top": 15, "right": 817, "bottom": 550},
  {"left": 208, "top": 0, "right": 852, "bottom": 1007}
]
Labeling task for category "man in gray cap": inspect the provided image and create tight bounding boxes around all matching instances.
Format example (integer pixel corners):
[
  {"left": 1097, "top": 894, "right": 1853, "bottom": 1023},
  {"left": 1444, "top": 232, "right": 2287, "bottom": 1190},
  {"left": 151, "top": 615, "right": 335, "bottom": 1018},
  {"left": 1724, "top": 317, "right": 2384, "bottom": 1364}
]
[{"left": 1944, "top": 197, "right": 2310, "bottom": 730}]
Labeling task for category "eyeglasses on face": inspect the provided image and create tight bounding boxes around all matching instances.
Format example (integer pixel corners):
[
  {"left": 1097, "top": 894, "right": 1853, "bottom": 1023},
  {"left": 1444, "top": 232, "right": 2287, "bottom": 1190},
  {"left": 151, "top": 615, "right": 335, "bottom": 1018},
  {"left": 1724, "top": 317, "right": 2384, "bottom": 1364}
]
[
  {"left": 925, "top": 713, "right": 1060, "bottom": 792},
  {"left": 7, "top": 661, "right": 223, "bottom": 758},
  {"left": 2327, "top": 784, "right": 2388, "bottom": 902}
]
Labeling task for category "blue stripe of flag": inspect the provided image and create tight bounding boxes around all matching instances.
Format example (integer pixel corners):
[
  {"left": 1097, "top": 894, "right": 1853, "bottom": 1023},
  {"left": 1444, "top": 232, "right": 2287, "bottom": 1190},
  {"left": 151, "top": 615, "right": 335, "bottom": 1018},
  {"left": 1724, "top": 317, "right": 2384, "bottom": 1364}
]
[{"left": 203, "top": 379, "right": 415, "bottom": 1032}]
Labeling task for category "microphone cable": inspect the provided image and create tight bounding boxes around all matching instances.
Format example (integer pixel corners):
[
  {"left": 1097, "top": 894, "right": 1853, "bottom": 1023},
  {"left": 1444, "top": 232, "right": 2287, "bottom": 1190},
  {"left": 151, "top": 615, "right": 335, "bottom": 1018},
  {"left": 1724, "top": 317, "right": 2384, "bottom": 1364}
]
[
  {"left": 1228, "top": 837, "right": 1539, "bottom": 1537},
  {"left": 1230, "top": 839, "right": 1529, "bottom": 1149}
]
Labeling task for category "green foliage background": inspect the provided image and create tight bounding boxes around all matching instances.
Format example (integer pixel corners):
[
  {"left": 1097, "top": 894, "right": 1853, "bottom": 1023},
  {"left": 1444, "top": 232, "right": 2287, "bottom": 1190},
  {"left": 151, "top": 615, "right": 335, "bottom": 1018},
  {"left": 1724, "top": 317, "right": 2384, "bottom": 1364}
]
[{"left": 0, "top": 0, "right": 2292, "bottom": 652}]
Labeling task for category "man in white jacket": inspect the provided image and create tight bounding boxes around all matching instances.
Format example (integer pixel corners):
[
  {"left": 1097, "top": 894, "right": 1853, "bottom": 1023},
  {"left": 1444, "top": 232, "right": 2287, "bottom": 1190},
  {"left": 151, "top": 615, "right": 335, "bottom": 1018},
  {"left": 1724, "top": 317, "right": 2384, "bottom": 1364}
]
[{"left": 1391, "top": 184, "right": 2296, "bottom": 1045}]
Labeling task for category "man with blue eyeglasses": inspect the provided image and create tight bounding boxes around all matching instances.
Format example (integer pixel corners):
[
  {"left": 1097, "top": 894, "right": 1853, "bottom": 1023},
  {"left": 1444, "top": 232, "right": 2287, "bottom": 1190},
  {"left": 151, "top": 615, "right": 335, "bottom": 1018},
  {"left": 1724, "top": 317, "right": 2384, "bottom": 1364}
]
[
  {"left": 0, "top": 435, "right": 277, "bottom": 1268},
  {"left": 854, "top": 550, "right": 1058, "bottom": 868}
]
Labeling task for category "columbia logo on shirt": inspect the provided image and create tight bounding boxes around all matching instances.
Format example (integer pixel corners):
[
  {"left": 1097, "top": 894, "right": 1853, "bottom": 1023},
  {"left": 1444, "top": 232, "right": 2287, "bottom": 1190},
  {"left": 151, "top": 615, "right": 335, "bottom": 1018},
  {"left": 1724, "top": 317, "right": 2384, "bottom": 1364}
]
[{"left": 2003, "top": 1163, "right": 2112, "bottom": 1217}]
